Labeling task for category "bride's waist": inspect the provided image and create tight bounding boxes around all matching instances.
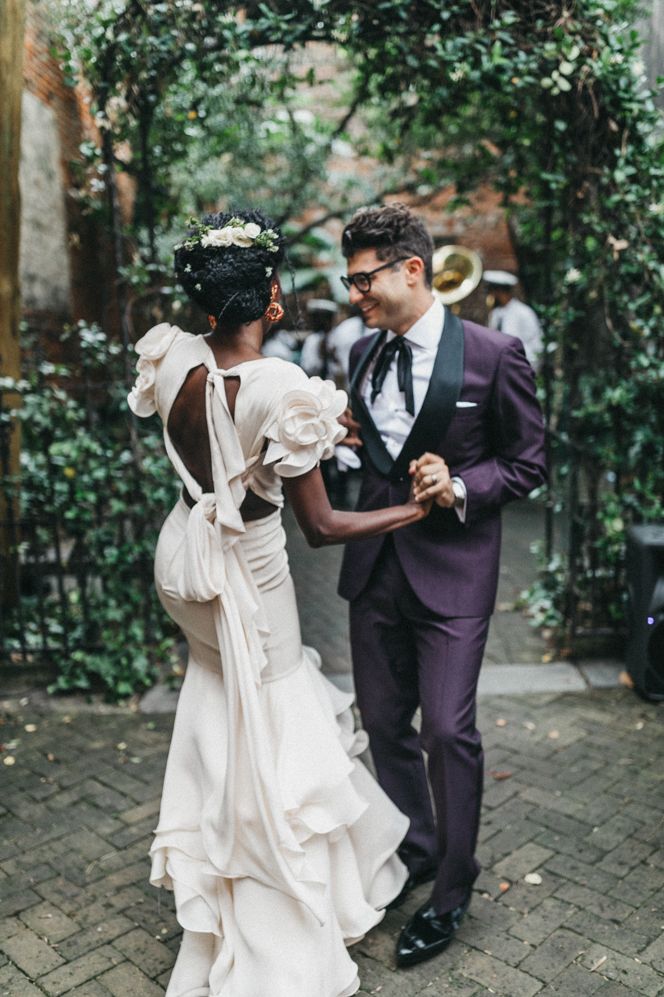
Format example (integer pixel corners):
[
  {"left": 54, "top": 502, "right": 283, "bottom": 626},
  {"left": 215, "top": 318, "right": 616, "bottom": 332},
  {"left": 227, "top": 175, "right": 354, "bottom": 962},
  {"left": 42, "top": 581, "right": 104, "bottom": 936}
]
[
  {"left": 182, "top": 486, "right": 278, "bottom": 522},
  {"left": 238, "top": 509, "right": 289, "bottom": 588},
  {"left": 164, "top": 496, "right": 287, "bottom": 588}
]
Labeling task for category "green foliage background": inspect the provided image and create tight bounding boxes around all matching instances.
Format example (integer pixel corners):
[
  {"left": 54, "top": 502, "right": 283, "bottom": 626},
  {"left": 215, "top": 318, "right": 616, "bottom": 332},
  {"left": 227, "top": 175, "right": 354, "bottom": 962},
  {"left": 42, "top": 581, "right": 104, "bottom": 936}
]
[{"left": 1, "top": 325, "right": 179, "bottom": 698}]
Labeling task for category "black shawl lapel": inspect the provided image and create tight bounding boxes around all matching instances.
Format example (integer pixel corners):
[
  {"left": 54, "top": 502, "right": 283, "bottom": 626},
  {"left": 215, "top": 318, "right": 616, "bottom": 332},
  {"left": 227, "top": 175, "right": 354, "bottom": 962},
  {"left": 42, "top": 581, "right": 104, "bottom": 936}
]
[
  {"left": 390, "top": 311, "right": 465, "bottom": 481},
  {"left": 349, "top": 331, "right": 394, "bottom": 476}
]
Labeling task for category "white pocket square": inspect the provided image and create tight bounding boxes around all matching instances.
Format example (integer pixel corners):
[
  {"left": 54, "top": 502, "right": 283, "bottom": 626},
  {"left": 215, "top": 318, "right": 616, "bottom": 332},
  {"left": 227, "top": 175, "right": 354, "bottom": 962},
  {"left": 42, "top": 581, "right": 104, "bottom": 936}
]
[{"left": 456, "top": 401, "right": 478, "bottom": 408}]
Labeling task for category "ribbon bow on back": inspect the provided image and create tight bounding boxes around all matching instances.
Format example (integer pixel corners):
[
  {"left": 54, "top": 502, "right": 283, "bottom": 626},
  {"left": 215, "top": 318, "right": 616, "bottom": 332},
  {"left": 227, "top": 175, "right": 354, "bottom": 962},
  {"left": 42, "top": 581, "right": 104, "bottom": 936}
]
[{"left": 370, "top": 335, "right": 414, "bottom": 415}]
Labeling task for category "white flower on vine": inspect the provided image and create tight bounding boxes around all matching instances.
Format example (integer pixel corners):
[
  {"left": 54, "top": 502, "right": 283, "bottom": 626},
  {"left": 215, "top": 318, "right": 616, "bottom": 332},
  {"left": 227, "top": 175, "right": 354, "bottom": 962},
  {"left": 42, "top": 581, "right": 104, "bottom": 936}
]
[
  {"left": 184, "top": 264, "right": 192, "bottom": 273},
  {"left": 450, "top": 65, "right": 467, "bottom": 83},
  {"left": 565, "top": 268, "right": 581, "bottom": 284},
  {"left": 551, "top": 70, "right": 572, "bottom": 92},
  {"left": 265, "top": 267, "right": 273, "bottom": 277}
]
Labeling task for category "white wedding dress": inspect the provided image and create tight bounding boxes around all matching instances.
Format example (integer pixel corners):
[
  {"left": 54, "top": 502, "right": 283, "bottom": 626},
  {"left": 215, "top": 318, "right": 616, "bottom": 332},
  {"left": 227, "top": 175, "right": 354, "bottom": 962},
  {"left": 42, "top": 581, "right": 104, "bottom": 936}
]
[{"left": 128, "top": 324, "right": 409, "bottom": 997}]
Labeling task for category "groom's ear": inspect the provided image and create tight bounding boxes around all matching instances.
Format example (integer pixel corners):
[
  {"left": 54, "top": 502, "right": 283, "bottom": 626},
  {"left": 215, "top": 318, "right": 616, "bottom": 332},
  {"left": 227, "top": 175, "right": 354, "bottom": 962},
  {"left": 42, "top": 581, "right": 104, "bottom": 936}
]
[{"left": 404, "top": 256, "right": 426, "bottom": 286}]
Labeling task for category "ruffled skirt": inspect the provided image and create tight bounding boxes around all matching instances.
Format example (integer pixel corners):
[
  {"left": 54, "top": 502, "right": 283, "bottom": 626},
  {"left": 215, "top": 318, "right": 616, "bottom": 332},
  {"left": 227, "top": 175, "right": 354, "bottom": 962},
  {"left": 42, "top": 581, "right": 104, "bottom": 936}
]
[{"left": 152, "top": 502, "right": 408, "bottom": 997}]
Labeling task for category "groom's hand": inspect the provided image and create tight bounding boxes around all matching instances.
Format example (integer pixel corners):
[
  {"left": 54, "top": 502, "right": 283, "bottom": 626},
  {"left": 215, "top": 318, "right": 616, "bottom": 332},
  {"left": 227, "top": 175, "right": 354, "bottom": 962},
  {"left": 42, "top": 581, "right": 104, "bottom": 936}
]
[
  {"left": 411, "top": 452, "right": 455, "bottom": 508},
  {"left": 339, "top": 407, "right": 362, "bottom": 447}
]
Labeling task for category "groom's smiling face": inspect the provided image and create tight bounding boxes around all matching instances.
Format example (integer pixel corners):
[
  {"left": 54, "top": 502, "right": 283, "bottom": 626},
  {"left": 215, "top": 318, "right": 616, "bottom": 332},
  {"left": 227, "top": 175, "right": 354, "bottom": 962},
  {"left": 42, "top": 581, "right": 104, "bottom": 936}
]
[{"left": 344, "top": 249, "right": 425, "bottom": 335}]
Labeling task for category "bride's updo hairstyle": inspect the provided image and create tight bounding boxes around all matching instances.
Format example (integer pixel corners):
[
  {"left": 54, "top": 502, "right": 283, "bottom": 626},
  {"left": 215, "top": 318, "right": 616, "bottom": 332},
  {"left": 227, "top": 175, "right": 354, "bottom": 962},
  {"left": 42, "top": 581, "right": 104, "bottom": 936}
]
[{"left": 174, "top": 209, "right": 286, "bottom": 326}]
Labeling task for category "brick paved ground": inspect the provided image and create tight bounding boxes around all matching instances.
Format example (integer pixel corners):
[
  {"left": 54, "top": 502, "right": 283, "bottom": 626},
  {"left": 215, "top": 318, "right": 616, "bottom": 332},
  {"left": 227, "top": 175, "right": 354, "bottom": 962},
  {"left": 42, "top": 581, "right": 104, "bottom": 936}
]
[
  {"left": 0, "top": 499, "right": 661, "bottom": 995},
  {"left": 1, "top": 689, "right": 662, "bottom": 996}
]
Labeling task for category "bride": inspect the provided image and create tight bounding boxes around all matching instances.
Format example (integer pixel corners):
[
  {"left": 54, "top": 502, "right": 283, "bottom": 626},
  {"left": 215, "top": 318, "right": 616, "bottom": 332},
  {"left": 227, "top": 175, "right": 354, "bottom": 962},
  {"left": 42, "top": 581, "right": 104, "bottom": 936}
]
[{"left": 128, "top": 209, "right": 431, "bottom": 997}]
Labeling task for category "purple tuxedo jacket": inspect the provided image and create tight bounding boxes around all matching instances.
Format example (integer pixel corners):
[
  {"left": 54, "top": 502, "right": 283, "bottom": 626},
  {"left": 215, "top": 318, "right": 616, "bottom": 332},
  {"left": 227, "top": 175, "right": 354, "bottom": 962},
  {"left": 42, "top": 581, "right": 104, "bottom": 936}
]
[{"left": 337, "top": 319, "right": 547, "bottom": 618}]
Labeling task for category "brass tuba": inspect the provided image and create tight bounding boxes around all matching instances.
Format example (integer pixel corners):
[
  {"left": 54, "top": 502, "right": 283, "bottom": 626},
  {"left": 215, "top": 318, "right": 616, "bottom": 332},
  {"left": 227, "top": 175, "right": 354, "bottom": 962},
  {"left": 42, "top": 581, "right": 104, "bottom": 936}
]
[{"left": 431, "top": 245, "right": 483, "bottom": 305}]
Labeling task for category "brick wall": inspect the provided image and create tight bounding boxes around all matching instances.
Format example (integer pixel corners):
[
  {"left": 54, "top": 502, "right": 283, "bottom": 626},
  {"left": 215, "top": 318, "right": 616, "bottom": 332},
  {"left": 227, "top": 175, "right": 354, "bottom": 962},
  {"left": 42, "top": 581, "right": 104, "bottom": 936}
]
[{"left": 21, "top": 2, "right": 119, "bottom": 352}]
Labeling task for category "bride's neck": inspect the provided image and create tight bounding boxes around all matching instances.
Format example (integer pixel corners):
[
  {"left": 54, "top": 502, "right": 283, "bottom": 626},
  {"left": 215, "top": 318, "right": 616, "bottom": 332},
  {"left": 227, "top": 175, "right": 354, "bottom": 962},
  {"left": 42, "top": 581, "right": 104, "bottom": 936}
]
[{"left": 205, "top": 319, "right": 265, "bottom": 362}]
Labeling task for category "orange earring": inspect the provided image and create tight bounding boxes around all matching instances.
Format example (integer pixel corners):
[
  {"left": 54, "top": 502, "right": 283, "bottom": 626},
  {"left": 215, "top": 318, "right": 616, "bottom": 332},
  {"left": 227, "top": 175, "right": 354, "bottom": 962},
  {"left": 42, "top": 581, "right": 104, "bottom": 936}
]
[
  {"left": 208, "top": 314, "right": 217, "bottom": 330},
  {"left": 265, "top": 285, "right": 285, "bottom": 323}
]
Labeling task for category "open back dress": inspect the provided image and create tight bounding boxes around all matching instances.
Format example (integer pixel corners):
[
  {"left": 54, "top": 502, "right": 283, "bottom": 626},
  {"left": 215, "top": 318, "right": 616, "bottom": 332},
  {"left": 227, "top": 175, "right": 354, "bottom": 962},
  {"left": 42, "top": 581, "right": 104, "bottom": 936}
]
[{"left": 127, "top": 323, "right": 409, "bottom": 997}]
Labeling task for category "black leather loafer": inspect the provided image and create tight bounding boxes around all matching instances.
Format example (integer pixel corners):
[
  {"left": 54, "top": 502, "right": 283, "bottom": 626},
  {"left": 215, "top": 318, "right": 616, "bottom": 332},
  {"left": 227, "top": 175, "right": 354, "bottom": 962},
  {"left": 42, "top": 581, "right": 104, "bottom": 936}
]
[
  {"left": 385, "top": 865, "right": 437, "bottom": 911},
  {"left": 396, "top": 892, "right": 471, "bottom": 968}
]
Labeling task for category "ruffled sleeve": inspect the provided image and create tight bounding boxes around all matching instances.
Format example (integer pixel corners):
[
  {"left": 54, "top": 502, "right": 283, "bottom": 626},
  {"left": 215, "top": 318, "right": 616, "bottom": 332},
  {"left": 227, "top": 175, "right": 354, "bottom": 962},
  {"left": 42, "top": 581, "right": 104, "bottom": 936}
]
[
  {"left": 127, "top": 323, "right": 181, "bottom": 417},
  {"left": 264, "top": 375, "right": 348, "bottom": 477}
]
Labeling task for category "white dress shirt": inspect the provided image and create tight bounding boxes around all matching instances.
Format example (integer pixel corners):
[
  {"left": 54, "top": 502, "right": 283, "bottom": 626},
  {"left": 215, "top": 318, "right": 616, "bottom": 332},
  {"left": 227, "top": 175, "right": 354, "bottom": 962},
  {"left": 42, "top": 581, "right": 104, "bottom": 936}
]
[{"left": 358, "top": 297, "right": 467, "bottom": 520}]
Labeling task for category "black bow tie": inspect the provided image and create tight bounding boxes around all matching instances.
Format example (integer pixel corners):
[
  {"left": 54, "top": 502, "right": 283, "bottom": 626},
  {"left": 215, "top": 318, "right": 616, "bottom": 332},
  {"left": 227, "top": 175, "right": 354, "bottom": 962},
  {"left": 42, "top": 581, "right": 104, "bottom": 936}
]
[{"left": 370, "top": 335, "right": 415, "bottom": 415}]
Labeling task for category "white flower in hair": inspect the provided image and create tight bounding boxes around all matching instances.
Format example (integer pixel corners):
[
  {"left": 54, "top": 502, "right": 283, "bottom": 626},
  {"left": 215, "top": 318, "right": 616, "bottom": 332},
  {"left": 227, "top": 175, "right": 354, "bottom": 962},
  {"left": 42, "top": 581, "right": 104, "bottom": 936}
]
[
  {"left": 180, "top": 216, "right": 279, "bottom": 253},
  {"left": 230, "top": 226, "right": 253, "bottom": 247},
  {"left": 202, "top": 228, "right": 233, "bottom": 249}
]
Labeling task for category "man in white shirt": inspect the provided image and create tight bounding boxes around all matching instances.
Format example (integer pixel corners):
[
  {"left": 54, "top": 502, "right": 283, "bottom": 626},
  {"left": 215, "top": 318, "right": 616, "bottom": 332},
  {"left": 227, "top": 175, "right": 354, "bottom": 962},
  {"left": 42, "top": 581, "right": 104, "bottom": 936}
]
[
  {"left": 299, "top": 299, "right": 338, "bottom": 379},
  {"left": 262, "top": 327, "right": 299, "bottom": 362},
  {"left": 485, "top": 270, "right": 543, "bottom": 372},
  {"left": 337, "top": 204, "right": 546, "bottom": 969},
  {"left": 327, "top": 311, "right": 366, "bottom": 391}
]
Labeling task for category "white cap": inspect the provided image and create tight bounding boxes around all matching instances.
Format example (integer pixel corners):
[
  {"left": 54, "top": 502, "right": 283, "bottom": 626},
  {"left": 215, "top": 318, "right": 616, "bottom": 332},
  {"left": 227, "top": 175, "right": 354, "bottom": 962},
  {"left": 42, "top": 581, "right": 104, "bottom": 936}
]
[
  {"left": 306, "top": 298, "right": 337, "bottom": 313},
  {"left": 483, "top": 270, "right": 518, "bottom": 287}
]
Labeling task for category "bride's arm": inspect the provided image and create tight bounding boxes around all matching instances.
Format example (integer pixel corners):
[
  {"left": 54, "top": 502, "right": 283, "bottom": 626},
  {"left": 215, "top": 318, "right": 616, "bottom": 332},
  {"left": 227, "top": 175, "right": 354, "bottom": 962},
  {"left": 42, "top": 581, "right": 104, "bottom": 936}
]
[{"left": 283, "top": 464, "right": 430, "bottom": 548}]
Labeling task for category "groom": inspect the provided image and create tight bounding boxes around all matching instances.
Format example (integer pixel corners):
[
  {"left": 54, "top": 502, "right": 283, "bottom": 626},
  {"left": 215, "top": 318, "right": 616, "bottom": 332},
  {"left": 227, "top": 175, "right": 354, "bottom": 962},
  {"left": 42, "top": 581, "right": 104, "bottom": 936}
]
[{"left": 337, "top": 204, "right": 546, "bottom": 967}]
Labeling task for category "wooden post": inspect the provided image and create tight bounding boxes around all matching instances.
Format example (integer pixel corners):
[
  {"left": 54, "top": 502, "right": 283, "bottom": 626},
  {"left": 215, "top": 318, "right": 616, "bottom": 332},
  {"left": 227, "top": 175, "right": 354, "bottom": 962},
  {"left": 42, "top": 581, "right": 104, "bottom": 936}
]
[{"left": 0, "top": 0, "right": 27, "bottom": 604}]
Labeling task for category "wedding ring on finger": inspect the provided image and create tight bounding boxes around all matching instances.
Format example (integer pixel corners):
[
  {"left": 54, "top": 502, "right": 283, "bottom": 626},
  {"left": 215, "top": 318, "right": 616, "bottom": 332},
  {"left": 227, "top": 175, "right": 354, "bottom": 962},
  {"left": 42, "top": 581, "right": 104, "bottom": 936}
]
[{"left": 430, "top": 474, "right": 438, "bottom": 485}]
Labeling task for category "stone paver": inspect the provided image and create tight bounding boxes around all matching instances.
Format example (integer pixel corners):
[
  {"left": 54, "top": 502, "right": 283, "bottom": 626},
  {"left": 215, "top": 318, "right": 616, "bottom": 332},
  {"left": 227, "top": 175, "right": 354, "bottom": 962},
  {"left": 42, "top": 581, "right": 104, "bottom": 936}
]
[{"left": 0, "top": 924, "right": 65, "bottom": 977}]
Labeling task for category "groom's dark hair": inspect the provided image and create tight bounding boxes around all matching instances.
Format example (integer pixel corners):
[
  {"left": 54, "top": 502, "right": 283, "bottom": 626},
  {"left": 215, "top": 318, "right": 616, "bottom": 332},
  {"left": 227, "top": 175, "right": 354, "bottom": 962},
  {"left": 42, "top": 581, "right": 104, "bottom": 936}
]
[{"left": 341, "top": 203, "right": 434, "bottom": 287}]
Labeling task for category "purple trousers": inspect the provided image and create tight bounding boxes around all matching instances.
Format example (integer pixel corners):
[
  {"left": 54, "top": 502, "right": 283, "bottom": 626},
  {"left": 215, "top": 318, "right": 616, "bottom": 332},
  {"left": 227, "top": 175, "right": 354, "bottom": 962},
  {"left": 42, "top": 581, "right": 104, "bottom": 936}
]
[{"left": 349, "top": 537, "right": 489, "bottom": 914}]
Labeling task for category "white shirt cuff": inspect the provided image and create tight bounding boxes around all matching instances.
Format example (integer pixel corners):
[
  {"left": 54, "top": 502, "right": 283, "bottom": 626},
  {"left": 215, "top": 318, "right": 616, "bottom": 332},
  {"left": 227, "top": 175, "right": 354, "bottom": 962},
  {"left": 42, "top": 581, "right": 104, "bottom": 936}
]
[
  {"left": 452, "top": 476, "right": 467, "bottom": 523},
  {"left": 335, "top": 444, "right": 362, "bottom": 471}
]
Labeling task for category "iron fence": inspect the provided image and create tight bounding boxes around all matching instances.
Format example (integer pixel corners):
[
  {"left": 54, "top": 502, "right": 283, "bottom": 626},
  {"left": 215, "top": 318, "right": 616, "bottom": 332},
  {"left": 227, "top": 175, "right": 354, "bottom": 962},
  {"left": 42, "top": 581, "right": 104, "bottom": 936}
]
[{"left": 0, "top": 376, "right": 168, "bottom": 684}]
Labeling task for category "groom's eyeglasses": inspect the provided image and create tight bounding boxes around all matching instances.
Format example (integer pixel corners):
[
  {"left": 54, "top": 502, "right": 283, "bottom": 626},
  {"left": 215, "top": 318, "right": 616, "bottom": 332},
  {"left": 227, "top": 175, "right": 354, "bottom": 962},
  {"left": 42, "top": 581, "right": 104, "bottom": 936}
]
[{"left": 340, "top": 257, "right": 408, "bottom": 294}]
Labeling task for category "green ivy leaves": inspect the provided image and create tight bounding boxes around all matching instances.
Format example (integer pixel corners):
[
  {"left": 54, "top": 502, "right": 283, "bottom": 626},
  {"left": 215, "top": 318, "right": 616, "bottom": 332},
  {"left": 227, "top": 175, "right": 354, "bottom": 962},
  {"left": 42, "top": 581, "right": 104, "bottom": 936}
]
[{"left": 2, "top": 322, "right": 179, "bottom": 700}]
